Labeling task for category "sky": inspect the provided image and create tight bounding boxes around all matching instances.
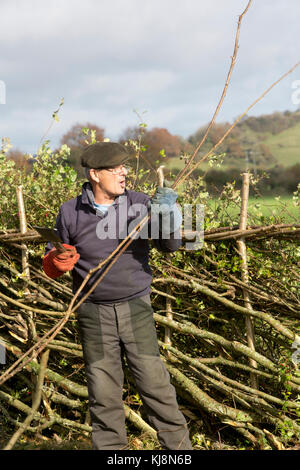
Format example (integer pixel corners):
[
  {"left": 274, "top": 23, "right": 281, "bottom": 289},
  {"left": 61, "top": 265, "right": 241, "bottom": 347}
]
[{"left": 0, "top": 0, "right": 300, "bottom": 154}]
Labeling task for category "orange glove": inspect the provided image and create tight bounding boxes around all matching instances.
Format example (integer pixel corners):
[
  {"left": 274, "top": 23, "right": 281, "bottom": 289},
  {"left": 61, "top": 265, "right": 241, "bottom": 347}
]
[{"left": 42, "top": 244, "right": 80, "bottom": 279}]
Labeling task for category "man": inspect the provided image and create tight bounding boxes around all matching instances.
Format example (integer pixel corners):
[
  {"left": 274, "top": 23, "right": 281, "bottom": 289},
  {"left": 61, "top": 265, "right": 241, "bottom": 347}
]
[{"left": 42, "top": 142, "right": 193, "bottom": 450}]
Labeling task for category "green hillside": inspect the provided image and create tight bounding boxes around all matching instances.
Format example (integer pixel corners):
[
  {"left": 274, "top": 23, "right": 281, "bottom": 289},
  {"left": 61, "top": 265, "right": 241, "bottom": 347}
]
[
  {"left": 263, "top": 122, "right": 300, "bottom": 167},
  {"left": 165, "top": 109, "right": 300, "bottom": 172}
]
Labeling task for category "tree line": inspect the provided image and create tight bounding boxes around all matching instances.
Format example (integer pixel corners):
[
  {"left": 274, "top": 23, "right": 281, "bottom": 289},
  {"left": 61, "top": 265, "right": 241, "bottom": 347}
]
[
  {"left": 6, "top": 108, "right": 300, "bottom": 195},
  {"left": 191, "top": 163, "right": 300, "bottom": 196}
]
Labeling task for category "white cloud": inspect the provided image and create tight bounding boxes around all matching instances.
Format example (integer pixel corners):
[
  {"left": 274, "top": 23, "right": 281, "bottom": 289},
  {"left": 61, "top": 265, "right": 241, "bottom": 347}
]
[
  {"left": 1, "top": 0, "right": 300, "bottom": 153},
  {"left": 74, "top": 69, "right": 177, "bottom": 103}
]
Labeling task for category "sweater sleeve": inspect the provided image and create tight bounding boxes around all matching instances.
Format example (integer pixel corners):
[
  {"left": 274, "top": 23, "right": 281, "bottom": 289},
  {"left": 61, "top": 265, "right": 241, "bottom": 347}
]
[{"left": 44, "top": 206, "right": 71, "bottom": 256}]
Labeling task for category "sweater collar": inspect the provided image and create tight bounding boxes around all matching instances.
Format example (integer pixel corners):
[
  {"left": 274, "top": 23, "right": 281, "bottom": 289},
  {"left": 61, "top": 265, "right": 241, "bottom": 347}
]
[{"left": 81, "top": 181, "right": 128, "bottom": 208}]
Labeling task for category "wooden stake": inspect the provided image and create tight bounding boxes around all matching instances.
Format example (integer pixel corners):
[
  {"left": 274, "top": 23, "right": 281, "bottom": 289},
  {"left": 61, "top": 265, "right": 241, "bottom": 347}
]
[
  {"left": 236, "top": 173, "right": 258, "bottom": 389},
  {"left": 165, "top": 295, "right": 173, "bottom": 352},
  {"left": 157, "top": 166, "right": 173, "bottom": 353},
  {"left": 16, "top": 185, "right": 38, "bottom": 396},
  {"left": 16, "top": 185, "right": 30, "bottom": 280}
]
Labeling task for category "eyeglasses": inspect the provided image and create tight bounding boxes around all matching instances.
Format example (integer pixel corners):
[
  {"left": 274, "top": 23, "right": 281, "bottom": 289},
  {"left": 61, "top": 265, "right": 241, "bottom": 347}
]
[{"left": 103, "top": 164, "right": 132, "bottom": 175}]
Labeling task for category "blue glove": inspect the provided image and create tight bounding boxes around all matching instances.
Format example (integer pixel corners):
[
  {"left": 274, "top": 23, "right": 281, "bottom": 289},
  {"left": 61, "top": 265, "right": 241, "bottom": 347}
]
[
  {"left": 149, "top": 187, "right": 182, "bottom": 235},
  {"left": 151, "top": 187, "right": 178, "bottom": 207}
]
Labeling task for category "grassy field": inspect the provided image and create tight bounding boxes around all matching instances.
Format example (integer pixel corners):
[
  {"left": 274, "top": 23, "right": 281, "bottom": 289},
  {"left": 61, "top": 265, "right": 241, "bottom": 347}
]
[
  {"left": 164, "top": 118, "right": 300, "bottom": 172},
  {"left": 206, "top": 195, "right": 299, "bottom": 225},
  {"left": 263, "top": 122, "right": 300, "bottom": 167}
]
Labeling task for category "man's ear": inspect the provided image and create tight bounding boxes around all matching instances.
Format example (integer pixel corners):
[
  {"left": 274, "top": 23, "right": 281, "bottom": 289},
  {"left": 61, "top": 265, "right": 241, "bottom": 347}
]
[{"left": 90, "top": 169, "right": 101, "bottom": 184}]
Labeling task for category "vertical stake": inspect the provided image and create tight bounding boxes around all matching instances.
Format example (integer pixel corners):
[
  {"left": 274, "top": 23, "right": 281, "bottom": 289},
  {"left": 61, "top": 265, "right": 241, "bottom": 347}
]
[
  {"left": 16, "top": 185, "right": 30, "bottom": 280},
  {"left": 237, "top": 173, "right": 258, "bottom": 389},
  {"left": 157, "top": 166, "right": 173, "bottom": 355},
  {"left": 16, "top": 185, "right": 37, "bottom": 401}
]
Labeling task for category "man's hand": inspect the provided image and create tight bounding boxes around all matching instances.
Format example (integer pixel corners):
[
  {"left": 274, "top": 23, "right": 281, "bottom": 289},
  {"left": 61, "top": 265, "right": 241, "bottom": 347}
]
[
  {"left": 43, "top": 244, "right": 80, "bottom": 279},
  {"left": 51, "top": 245, "right": 80, "bottom": 271},
  {"left": 149, "top": 187, "right": 182, "bottom": 235},
  {"left": 151, "top": 187, "right": 178, "bottom": 208}
]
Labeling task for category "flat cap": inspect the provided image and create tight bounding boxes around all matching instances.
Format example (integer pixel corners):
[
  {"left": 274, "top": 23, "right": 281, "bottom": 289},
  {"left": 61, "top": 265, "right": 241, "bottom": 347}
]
[{"left": 80, "top": 142, "right": 130, "bottom": 169}]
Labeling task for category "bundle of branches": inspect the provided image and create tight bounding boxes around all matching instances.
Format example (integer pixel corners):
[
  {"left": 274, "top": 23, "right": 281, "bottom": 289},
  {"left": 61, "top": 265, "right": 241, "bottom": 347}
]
[
  {"left": 0, "top": 230, "right": 299, "bottom": 450},
  {"left": 0, "top": 222, "right": 299, "bottom": 247}
]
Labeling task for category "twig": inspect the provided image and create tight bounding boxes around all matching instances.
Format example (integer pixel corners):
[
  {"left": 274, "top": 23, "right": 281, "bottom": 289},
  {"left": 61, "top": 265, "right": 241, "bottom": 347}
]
[
  {"left": 175, "top": 60, "right": 300, "bottom": 186},
  {"left": 3, "top": 348, "right": 50, "bottom": 450},
  {"left": 173, "top": 0, "right": 253, "bottom": 188}
]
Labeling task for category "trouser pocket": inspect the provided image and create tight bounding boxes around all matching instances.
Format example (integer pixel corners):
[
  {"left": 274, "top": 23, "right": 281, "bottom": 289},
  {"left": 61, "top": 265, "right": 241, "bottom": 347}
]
[
  {"left": 76, "top": 302, "right": 104, "bottom": 364},
  {"left": 128, "top": 295, "right": 160, "bottom": 356}
]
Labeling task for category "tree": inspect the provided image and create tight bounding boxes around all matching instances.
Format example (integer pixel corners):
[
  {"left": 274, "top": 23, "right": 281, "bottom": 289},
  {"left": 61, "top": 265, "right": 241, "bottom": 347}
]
[
  {"left": 60, "top": 123, "right": 105, "bottom": 175},
  {"left": 60, "top": 123, "right": 105, "bottom": 149},
  {"left": 6, "top": 149, "right": 31, "bottom": 172},
  {"left": 120, "top": 126, "right": 182, "bottom": 171}
]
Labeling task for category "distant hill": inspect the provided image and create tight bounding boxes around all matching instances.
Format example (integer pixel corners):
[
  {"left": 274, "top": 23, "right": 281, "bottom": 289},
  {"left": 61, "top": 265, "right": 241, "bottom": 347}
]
[{"left": 166, "top": 109, "right": 300, "bottom": 172}]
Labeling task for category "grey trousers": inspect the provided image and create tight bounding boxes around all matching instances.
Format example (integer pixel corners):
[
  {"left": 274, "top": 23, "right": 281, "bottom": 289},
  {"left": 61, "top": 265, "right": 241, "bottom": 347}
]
[{"left": 76, "top": 294, "right": 193, "bottom": 450}]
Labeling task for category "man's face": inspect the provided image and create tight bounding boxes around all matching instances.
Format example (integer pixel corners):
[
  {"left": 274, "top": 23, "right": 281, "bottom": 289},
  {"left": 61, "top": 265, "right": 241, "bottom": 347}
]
[{"left": 91, "top": 165, "right": 128, "bottom": 198}]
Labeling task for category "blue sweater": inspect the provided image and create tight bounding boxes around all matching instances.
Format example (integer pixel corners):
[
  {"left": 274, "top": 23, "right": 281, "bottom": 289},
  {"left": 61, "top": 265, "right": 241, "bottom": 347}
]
[{"left": 46, "top": 182, "right": 181, "bottom": 303}]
